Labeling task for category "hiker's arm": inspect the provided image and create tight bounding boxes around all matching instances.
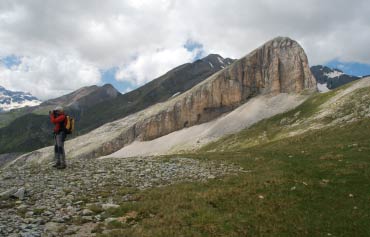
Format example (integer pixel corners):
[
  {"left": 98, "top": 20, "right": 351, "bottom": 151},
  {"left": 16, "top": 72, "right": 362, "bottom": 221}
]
[{"left": 50, "top": 114, "right": 65, "bottom": 123}]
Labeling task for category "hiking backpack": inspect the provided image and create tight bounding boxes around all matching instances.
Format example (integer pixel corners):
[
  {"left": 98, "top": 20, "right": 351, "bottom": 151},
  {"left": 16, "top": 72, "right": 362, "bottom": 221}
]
[{"left": 64, "top": 115, "right": 75, "bottom": 134}]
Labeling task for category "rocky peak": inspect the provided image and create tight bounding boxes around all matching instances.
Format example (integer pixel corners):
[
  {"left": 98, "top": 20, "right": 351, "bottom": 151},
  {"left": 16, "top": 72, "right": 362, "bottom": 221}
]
[
  {"left": 241, "top": 36, "right": 316, "bottom": 94},
  {"left": 200, "top": 54, "right": 235, "bottom": 70},
  {"left": 310, "top": 65, "right": 360, "bottom": 92},
  {"left": 41, "top": 84, "right": 120, "bottom": 109}
]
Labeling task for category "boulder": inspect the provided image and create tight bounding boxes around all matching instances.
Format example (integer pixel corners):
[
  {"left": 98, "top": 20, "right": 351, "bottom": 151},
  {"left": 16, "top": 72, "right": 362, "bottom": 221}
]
[{"left": 13, "top": 187, "right": 25, "bottom": 200}]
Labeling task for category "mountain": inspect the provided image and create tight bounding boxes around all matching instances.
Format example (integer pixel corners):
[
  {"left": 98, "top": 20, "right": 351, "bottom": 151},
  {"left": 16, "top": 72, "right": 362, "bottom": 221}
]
[
  {"left": 0, "top": 54, "right": 233, "bottom": 154},
  {"left": 40, "top": 84, "right": 120, "bottom": 110},
  {"left": 0, "top": 84, "right": 120, "bottom": 128},
  {"left": 310, "top": 65, "right": 360, "bottom": 92},
  {"left": 0, "top": 86, "right": 41, "bottom": 112},
  {"left": 13, "top": 36, "right": 317, "bottom": 163},
  {"left": 5, "top": 38, "right": 370, "bottom": 236},
  {"left": 3, "top": 76, "right": 370, "bottom": 235},
  {"left": 74, "top": 53, "right": 236, "bottom": 134},
  {"left": 0, "top": 84, "right": 120, "bottom": 154}
]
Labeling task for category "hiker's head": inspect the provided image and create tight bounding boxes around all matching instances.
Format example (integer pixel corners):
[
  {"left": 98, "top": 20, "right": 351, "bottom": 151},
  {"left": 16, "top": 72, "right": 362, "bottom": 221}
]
[{"left": 54, "top": 106, "right": 64, "bottom": 113}]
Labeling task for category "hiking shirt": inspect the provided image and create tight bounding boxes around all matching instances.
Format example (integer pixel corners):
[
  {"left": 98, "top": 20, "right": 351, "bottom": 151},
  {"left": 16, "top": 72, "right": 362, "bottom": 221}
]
[{"left": 50, "top": 112, "right": 66, "bottom": 133}]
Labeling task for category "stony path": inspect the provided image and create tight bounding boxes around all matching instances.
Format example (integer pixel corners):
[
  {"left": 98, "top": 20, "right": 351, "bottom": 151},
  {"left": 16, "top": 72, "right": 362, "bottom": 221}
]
[{"left": 0, "top": 156, "right": 242, "bottom": 236}]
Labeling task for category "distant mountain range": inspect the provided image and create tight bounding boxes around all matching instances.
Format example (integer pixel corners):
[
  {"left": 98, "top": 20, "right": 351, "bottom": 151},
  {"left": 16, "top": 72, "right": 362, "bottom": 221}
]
[
  {"left": 310, "top": 65, "right": 361, "bottom": 92},
  {"left": 0, "top": 61, "right": 361, "bottom": 113},
  {"left": 2, "top": 51, "right": 368, "bottom": 155},
  {"left": 0, "top": 54, "right": 234, "bottom": 154},
  {"left": 0, "top": 86, "right": 41, "bottom": 112}
]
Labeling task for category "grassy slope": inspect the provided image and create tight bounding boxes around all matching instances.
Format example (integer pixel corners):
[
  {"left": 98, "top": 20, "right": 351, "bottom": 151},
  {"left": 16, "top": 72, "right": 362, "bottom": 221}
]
[
  {"left": 93, "top": 87, "right": 370, "bottom": 236},
  {"left": 0, "top": 114, "right": 53, "bottom": 153}
]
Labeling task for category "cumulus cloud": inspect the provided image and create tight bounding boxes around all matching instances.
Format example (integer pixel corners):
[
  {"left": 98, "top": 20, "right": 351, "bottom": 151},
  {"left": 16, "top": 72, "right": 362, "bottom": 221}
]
[
  {"left": 0, "top": 0, "right": 369, "bottom": 99},
  {"left": 115, "top": 47, "right": 200, "bottom": 86},
  {"left": 0, "top": 54, "right": 100, "bottom": 100}
]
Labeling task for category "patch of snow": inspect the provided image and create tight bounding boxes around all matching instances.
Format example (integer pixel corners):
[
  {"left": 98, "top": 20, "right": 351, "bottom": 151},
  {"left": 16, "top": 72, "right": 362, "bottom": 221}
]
[
  {"left": 325, "top": 70, "right": 344, "bottom": 78},
  {"left": 101, "top": 93, "right": 308, "bottom": 159},
  {"left": 1, "top": 99, "right": 41, "bottom": 111},
  {"left": 208, "top": 62, "right": 214, "bottom": 68},
  {"left": 217, "top": 57, "right": 224, "bottom": 65},
  {"left": 221, "top": 65, "right": 225, "bottom": 69},
  {"left": 317, "top": 83, "right": 330, "bottom": 93},
  {"left": 171, "top": 92, "right": 181, "bottom": 98}
]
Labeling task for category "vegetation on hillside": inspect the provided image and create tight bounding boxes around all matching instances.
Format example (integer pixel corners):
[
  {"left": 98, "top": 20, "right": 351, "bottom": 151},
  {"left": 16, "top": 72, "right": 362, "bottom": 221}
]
[{"left": 89, "top": 86, "right": 370, "bottom": 236}]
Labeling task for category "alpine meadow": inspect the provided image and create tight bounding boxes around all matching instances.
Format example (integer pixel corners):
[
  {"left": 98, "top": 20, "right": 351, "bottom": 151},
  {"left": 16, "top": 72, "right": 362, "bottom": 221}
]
[{"left": 1, "top": 1, "right": 370, "bottom": 236}]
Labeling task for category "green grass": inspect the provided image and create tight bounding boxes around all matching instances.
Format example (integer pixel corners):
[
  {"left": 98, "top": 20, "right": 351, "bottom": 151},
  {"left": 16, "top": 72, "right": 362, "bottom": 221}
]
[
  {"left": 96, "top": 116, "right": 370, "bottom": 236},
  {"left": 201, "top": 90, "right": 336, "bottom": 152},
  {"left": 0, "top": 109, "right": 28, "bottom": 128},
  {"left": 202, "top": 84, "right": 370, "bottom": 152}
]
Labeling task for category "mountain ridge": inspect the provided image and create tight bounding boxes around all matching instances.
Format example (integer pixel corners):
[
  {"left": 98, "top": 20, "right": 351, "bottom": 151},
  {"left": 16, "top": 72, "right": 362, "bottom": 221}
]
[
  {"left": 12, "top": 36, "right": 317, "bottom": 164},
  {"left": 0, "top": 54, "right": 232, "bottom": 154}
]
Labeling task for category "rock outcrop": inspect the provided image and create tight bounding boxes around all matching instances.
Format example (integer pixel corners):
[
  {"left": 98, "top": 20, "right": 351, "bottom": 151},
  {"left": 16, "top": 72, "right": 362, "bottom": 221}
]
[{"left": 12, "top": 37, "right": 316, "bottom": 164}]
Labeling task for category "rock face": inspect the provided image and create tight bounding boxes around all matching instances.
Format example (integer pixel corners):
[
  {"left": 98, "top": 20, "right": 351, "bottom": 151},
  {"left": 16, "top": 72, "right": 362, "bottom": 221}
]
[
  {"left": 12, "top": 37, "right": 316, "bottom": 164},
  {"left": 136, "top": 37, "right": 316, "bottom": 141}
]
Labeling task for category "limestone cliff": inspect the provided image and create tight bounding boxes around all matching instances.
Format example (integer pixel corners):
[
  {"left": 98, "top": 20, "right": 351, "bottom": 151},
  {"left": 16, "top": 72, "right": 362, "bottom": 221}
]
[
  {"left": 135, "top": 37, "right": 316, "bottom": 141},
  {"left": 13, "top": 37, "right": 316, "bottom": 164}
]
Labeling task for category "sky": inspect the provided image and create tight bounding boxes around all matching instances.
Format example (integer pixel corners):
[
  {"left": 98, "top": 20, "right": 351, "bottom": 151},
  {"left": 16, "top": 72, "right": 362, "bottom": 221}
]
[{"left": 0, "top": 0, "right": 370, "bottom": 100}]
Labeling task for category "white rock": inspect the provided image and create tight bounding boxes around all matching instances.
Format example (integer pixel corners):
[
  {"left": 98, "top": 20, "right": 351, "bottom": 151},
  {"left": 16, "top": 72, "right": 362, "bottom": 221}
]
[
  {"left": 102, "top": 203, "right": 120, "bottom": 210},
  {"left": 82, "top": 209, "right": 94, "bottom": 216},
  {"left": 104, "top": 217, "right": 117, "bottom": 224},
  {"left": 13, "top": 187, "right": 25, "bottom": 200}
]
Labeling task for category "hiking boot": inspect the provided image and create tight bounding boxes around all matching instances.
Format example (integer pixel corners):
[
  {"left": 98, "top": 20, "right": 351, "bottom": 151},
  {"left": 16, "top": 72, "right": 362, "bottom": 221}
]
[
  {"left": 57, "top": 165, "right": 66, "bottom": 169},
  {"left": 60, "top": 153, "right": 66, "bottom": 169},
  {"left": 52, "top": 162, "right": 61, "bottom": 168}
]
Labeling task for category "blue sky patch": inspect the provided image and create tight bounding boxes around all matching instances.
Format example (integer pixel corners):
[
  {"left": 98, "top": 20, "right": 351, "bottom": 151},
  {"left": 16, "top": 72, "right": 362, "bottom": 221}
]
[
  {"left": 0, "top": 55, "right": 21, "bottom": 68},
  {"left": 184, "top": 40, "right": 205, "bottom": 61},
  {"left": 100, "top": 67, "right": 135, "bottom": 94},
  {"left": 102, "top": 40, "right": 207, "bottom": 94},
  {"left": 325, "top": 60, "right": 370, "bottom": 77}
]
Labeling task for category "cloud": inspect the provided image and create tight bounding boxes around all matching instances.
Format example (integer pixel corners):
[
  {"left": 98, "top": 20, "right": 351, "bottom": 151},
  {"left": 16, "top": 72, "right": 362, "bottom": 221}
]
[
  {"left": 0, "top": 0, "right": 369, "bottom": 99},
  {"left": 115, "top": 47, "right": 200, "bottom": 86},
  {"left": 0, "top": 54, "right": 101, "bottom": 100}
]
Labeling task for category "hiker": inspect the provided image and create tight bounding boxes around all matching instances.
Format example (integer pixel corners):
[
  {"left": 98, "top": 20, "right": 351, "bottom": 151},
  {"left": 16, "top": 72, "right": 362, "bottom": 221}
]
[{"left": 50, "top": 106, "right": 67, "bottom": 169}]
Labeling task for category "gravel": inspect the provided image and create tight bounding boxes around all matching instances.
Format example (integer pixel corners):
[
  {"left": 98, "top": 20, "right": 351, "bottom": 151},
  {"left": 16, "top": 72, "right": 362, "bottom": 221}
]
[{"left": 0, "top": 156, "right": 242, "bottom": 236}]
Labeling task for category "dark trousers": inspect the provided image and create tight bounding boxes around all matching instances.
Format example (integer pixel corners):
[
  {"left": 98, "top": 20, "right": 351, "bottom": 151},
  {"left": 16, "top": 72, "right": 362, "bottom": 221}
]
[{"left": 54, "top": 131, "right": 66, "bottom": 166}]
